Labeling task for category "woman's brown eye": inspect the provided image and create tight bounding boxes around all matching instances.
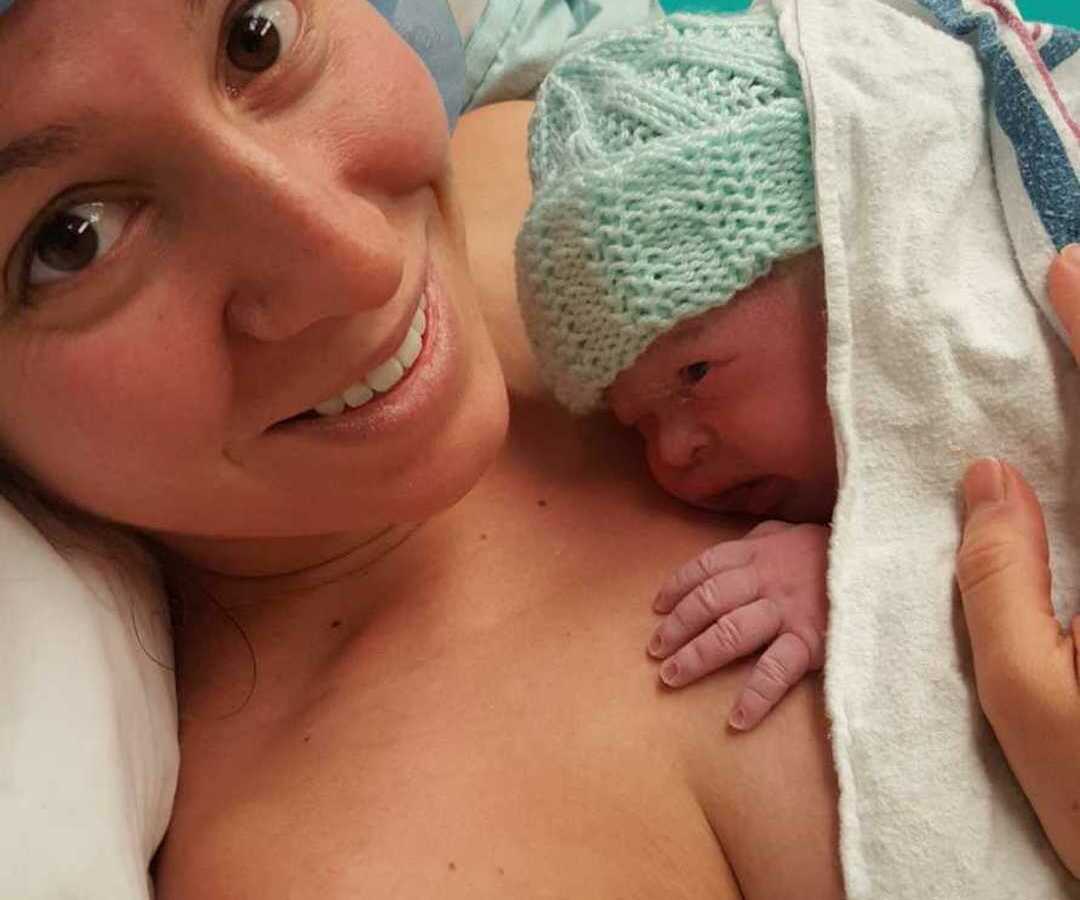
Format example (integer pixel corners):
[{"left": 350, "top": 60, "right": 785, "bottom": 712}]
[
  {"left": 226, "top": 1, "right": 300, "bottom": 74},
  {"left": 28, "top": 202, "right": 128, "bottom": 287},
  {"left": 36, "top": 213, "right": 98, "bottom": 272},
  {"left": 681, "top": 361, "right": 711, "bottom": 384}
]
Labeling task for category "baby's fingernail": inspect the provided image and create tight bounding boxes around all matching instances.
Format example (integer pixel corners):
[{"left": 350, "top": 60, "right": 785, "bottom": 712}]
[
  {"left": 963, "top": 458, "right": 1005, "bottom": 511},
  {"left": 660, "top": 660, "right": 680, "bottom": 685},
  {"left": 648, "top": 633, "right": 663, "bottom": 656},
  {"left": 729, "top": 708, "right": 748, "bottom": 731},
  {"left": 1063, "top": 243, "right": 1080, "bottom": 271}
]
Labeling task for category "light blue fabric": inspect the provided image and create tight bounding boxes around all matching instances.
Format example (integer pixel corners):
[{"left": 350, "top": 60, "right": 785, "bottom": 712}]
[
  {"left": 663, "top": 0, "right": 1078, "bottom": 24},
  {"left": 462, "top": 0, "right": 665, "bottom": 109},
  {"left": 662, "top": 0, "right": 749, "bottom": 10}
]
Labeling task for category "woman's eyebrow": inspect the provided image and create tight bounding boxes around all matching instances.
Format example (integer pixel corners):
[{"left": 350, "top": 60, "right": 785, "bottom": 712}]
[
  {"left": 0, "top": 2, "right": 213, "bottom": 184},
  {"left": 0, "top": 123, "right": 81, "bottom": 183}
]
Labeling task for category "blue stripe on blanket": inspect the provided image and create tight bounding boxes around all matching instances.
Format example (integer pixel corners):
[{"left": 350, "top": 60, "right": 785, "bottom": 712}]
[
  {"left": 920, "top": 0, "right": 1080, "bottom": 250},
  {"left": 1040, "top": 27, "right": 1080, "bottom": 70},
  {"left": 994, "top": 43, "right": 1080, "bottom": 246}
]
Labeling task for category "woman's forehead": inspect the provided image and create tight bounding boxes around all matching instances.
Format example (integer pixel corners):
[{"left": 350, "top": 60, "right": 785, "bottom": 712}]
[
  {"left": 0, "top": 1, "right": 200, "bottom": 136},
  {"left": 0, "top": 0, "right": 202, "bottom": 71},
  {"left": 0, "top": 0, "right": 202, "bottom": 32},
  {"left": 0, "top": 0, "right": 465, "bottom": 129}
]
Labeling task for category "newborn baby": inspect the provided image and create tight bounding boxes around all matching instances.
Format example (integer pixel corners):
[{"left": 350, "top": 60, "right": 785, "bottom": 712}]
[{"left": 517, "top": 11, "right": 838, "bottom": 729}]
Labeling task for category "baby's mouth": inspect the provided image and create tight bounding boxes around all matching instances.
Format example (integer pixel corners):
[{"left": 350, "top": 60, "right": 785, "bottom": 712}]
[{"left": 701, "top": 477, "right": 789, "bottom": 517}]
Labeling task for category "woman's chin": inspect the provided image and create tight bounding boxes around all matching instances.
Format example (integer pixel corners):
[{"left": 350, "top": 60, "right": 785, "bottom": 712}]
[{"left": 272, "top": 391, "right": 507, "bottom": 536}]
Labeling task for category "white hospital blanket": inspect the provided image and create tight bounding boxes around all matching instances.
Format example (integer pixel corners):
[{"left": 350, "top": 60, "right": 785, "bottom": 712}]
[{"left": 770, "top": 0, "right": 1080, "bottom": 895}]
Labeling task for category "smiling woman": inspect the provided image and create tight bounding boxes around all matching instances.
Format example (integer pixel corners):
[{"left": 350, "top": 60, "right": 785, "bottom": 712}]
[
  {"left": 0, "top": 0, "right": 506, "bottom": 548},
  {"left": 0, "top": 2, "right": 842, "bottom": 899}
]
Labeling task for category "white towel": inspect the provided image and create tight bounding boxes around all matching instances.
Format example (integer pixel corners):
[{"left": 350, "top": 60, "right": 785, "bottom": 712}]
[{"left": 769, "top": 0, "right": 1080, "bottom": 895}]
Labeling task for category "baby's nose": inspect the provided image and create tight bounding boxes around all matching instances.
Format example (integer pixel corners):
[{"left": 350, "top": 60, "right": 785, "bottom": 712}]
[{"left": 655, "top": 414, "right": 710, "bottom": 469}]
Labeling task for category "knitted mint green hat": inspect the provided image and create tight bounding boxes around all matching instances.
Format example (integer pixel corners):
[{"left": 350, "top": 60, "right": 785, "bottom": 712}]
[{"left": 516, "top": 12, "right": 819, "bottom": 414}]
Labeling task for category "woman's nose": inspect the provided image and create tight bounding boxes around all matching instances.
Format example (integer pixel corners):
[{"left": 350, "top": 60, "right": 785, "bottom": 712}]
[{"left": 198, "top": 134, "right": 406, "bottom": 343}]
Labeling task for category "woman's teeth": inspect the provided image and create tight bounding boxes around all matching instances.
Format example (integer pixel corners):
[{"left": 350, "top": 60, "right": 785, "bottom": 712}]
[{"left": 313, "top": 297, "right": 428, "bottom": 418}]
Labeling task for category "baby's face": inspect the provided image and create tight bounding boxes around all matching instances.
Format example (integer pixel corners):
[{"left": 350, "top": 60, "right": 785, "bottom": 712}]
[{"left": 608, "top": 251, "right": 837, "bottom": 523}]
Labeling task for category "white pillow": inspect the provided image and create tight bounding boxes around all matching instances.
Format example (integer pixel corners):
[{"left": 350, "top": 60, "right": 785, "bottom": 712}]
[{"left": 0, "top": 498, "right": 178, "bottom": 899}]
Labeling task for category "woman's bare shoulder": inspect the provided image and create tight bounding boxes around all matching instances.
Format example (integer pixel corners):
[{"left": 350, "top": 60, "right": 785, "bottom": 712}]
[
  {"left": 681, "top": 668, "right": 844, "bottom": 900},
  {"left": 450, "top": 101, "right": 544, "bottom": 395}
]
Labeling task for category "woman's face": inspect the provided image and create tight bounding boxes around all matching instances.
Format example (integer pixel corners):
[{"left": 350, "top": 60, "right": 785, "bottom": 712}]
[
  {"left": 0, "top": 0, "right": 508, "bottom": 539},
  {"left": 608, "top": 251, "right": 838, "bottom": 524}
]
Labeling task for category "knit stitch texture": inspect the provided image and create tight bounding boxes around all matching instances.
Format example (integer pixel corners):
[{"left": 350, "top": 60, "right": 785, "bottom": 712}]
[{"left": 516, "top": 12, "right": 819, "bottom": 413}]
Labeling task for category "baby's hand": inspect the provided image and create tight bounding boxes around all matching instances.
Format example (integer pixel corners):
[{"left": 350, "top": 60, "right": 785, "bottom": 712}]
[{"left": 649, "top": 520, "right": 830, "bottom": 731}]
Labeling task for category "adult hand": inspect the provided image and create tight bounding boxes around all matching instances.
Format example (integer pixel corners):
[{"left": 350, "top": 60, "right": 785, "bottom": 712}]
[
  {"left": 955, "top": 248, "right": 1080, "bottom": 878},
  {"left": 1051, "top": 245, "right": 1080, "bottom": 360}
]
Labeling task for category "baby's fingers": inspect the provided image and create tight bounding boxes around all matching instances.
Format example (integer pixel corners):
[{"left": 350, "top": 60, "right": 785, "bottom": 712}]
[
  {"left": 728, "top": 632, "right": 813, "bottom": 731},
  {"left": 659, "top": 597, "right": 781, "bottom": 688},
  {"left": 649, "top": 566, "right": 760, "bottom": 658},
  {"left": 654, "top": 542, "right": 755, "bottom": 613}
]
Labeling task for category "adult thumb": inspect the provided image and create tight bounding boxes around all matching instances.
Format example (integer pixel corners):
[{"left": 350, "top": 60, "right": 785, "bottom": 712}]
[
  {"left": 956, "top": 459, "right": 1060, "bottom": 718},
  {"left": 1049, "top": 246, "right": 1080, "bottom": 361}
]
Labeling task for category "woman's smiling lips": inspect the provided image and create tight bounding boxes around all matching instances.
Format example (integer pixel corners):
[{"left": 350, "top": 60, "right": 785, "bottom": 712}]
[
  {"left": 260, "top": 256, "right": 460, "bottom": 443},
  {"left": 266, "top": 260, "right": 435, "bottom": 431}
]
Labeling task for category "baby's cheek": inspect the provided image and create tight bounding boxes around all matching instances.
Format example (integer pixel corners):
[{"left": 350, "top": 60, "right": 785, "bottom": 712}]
[{"left": 640, "top": 434, "right": 671, "bottom": 484}]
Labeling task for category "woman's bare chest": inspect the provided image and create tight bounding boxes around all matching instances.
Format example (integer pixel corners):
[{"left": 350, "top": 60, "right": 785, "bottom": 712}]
[
  {"left": 156, "top": 412, "right": 763, "bottom": 899},
  {"left": 157, "top": 566, "right": 742, "bottom": 900}
]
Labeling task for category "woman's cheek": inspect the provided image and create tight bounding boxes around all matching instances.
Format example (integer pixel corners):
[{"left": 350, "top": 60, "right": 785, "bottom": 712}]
[
  {"left": 41, "top": 328, "right": 226, "bottom": 476},
  {"left": 334, "top": 96, "right": 449, "bottom": 195},
  {"left": 328, "top": 16, "right": 451, "bottom": 193}
]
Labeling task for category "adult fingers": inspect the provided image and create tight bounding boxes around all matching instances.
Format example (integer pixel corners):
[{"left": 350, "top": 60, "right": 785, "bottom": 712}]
[
  {"left": 958, "top": 464, "right": 1080, "bottom": 878},
  {"left": 649, "top": 566, "right": 760, "bottom": 658},
  {"left": 659, "top": 597, "right": 782, "bottom": 688},
  {"left": 728, "top": 632, "right": 813, "bottom": 732},
  {"left": 956, "top": 458, "right": 1068, "bottom": 723},
  {"left": 1048, "top": 246, "right": 1080, "bottom": 361}
]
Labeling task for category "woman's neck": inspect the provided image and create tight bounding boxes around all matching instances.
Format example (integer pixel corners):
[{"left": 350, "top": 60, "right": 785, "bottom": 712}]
[
  {"left": 163, "top": 522, "right": 440, "bottom": 719},
  {"left": 157, "top": 522, "right": 425, "bottom": 611}
]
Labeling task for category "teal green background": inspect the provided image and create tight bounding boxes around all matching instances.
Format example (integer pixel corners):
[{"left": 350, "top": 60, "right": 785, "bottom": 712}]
[{"left": 660, "top": 0, "right": 1080, "bottom": 28}]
